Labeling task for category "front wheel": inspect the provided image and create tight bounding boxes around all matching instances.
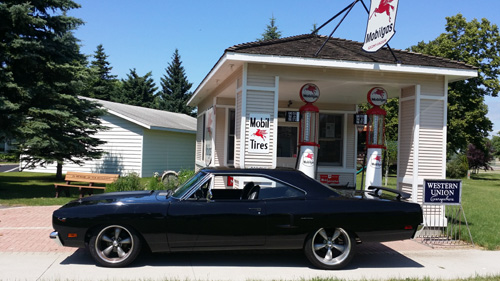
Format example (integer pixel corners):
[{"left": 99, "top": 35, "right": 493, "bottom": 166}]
[
  {"left": 88, "top": 225, "right": 141, "bottom": 267},
  {"left": 304, "top": 227, "right": 355, "bottom": 270}
]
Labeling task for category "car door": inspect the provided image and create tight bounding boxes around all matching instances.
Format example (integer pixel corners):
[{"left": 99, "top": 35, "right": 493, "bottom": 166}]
[
  {"left": 193, "top": 199, "right": 266, "bottom": 247},
  {"left": 259, "top": 181, "right": 310, "bottom": 248},
  {"left": 166, "top": 175, "right": 266, "bottom": 249}
]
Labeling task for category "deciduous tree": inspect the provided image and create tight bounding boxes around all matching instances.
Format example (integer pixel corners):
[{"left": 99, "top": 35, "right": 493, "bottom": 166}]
[
  {"left": 466, "top": 142, "right": 493, "bottom": 173},
  {"left": 409, "top": 14, "right": 499, "bottom": 155},
  {"left": 491, "top": 132, "right": 500, "bottom": 159}
]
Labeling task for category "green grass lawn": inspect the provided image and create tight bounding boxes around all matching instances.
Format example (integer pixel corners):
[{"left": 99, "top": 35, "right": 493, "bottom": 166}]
[
  {"left": 1, "top": 171, "right": 500, "bottom": 250},
  {"left": 462, "top": 172, "right": 500, "bottom": 250},
  {"left": 0, "top": 172, "right": 93, "bottom": 206}
]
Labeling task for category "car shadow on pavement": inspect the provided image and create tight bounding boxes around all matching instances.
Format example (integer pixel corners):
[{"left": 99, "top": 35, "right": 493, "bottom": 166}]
[{"left": 59, "top": 242, "right": 423, "bottom": 269}]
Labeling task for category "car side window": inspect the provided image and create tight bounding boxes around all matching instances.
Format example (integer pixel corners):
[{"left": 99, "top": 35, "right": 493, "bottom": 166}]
[
  {"left": 258, "top": 181, "right": 305, "bottom": 200},
  {"left": 188, "top": 177, "right": 212, "bottom": 200},
  {"left": 204, "top": 175, "right": 304, "bottom": 201}
]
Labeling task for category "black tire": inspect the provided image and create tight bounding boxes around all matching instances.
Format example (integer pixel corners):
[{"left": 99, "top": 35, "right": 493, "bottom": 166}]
[
  {"left": 304, "top": 227, "right": 355, "bottom": 270},
  {"left": 88, "top": 225, "right": 141, "bottom": 267}
]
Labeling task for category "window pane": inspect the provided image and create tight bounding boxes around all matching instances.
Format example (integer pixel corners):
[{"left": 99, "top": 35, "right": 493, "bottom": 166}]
[
  {"left": 318, "top": 114, "right": 343, "bottom": 166},
  {"left": 227, "top": 109, "right": 235, "bottom": 164},
  {"left": 277, "top": 126, "right": 297, "bottom": 157}
]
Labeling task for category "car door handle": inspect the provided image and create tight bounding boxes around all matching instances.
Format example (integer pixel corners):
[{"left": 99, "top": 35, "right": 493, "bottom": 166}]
[{"left": 248, "top": 208, "right": 261, "bottom": 211}]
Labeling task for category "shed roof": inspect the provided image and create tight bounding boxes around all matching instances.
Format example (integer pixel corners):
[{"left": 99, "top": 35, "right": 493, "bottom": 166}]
[{"left": 82, "top": 97, "right": 197, "bottom": 134}]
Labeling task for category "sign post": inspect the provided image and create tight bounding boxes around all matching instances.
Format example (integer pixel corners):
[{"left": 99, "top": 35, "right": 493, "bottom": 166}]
[{"left": 421, "top": 179, "right": 474, "bottom": 246}]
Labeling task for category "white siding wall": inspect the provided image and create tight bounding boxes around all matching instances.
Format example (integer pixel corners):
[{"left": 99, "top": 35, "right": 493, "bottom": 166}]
[
  {"left": 235, "top": 89, "right": 243, "bottom": 168},
  {"left": 195, "top": 115, "right": 203, "bottom": 167},
  {"left": 142, "top": 130, "right": 195, "bottom": 177},
  {"left": 398, "top": 78, "right": 447, "bottom": 209},
  {"left": 398, "top": 87, "right": 416, "bottom": 180},
  {"left": 24, "top": 113, "right": 144, "bottom": 175},
  {"left": 243, "top": 73, "right": 278, "bottom": 168},
  {"left": 214, "top": 107, "right": 226, "bottom": 166}
]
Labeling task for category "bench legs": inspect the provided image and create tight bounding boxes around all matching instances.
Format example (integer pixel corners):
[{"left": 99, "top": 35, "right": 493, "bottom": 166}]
[
  {"left": 55, "top": 186, "right": 70, "bottom": 198},
  {"left": 79, "top": 188, "right": 94, "bottom": 199},
  {"left": 55, "top": 186, "right": 95, "bottom": 198}
]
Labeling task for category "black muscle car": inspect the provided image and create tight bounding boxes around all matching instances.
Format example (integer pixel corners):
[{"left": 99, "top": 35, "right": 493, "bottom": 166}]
[{"left": 50, "top": 167, "right": 423, "bottom": 269}]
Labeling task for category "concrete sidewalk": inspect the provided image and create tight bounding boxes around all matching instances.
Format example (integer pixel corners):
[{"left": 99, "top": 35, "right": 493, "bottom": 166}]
[{"left": 1, "top": 206, "right": 499, "bottom": 281}]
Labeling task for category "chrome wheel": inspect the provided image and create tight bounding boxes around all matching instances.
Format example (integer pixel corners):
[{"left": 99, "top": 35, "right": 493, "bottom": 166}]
[
  {"left": 89, "top": 225, "right": 141, "bottom": 267},
  {"left": 305, "top": 227, "right": 355, "bottom": 269}
]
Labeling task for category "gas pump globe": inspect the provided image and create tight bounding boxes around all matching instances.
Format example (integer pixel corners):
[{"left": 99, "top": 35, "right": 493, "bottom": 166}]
[
  {"left": 365, "top": 87, "right": 388, "bottom": 196},
  {"left": 296, "top": 83, "right": 320, "bottom": 178}
]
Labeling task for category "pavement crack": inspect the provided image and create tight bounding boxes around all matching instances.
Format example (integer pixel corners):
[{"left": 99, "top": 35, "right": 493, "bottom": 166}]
[{"left": 36, "top": 253, "right": 61, "bottom": 281}]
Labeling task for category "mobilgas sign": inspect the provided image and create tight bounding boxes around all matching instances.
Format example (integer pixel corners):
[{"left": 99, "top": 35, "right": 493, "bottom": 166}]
[
  {"left": 424, "top": 179, "right": 462, "bottom": 205},
  {"left": 248, "top": 113, "right": 270, "bottom": 154},
  {"left": 362, "top": 0, "right": 399, "bottom": 53}
]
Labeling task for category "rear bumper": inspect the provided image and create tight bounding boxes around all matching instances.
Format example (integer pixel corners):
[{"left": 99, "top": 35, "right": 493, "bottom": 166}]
[{"left": 49, "top": 231, "right": 63, "bottom": 247}]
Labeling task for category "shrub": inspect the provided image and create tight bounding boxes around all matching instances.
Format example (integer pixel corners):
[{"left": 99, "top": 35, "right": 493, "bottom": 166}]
[
  {"left": 177, "top": 169, "right": 195, "bottom": 184},
  {"left": 446, "top": 153, "right": 469, "bottom": 178},
  {"left": 147, "top": 173, "right": 165, "bottom": 190},
  {"left": 0, "top": 153, "right": 18, "bottom": 163},
  {"left": 106, "top": 172, "right": 143, "bottom": 193}
]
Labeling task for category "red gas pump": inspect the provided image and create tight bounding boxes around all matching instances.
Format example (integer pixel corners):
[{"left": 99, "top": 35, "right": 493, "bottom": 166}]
[
  {"left": 296, "top": 83, "right": 320, "bottom": 178},
  {"left": 365, "top": 87, "right": 387, "bottom": 196}
]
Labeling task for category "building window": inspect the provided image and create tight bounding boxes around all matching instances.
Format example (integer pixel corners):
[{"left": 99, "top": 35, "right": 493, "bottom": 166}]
[
  {"left": 318, "top": 113, "right": 343, "bottom": 166},
  {"left": 277, "top": 126, "right": 297, "bottom": 157},
  {"left": 227, "top": 109, "right": 235, "bottom": 165},
  {"left": 198, "top": 107, "right": 214, "bottom": 165}
]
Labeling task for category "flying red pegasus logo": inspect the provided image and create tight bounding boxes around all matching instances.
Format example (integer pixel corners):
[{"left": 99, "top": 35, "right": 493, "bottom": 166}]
[
  {"left": 305, "top": 153, "right": 314, "bottom": 160},
  {"left": 253, "top": 129, "right": 267, "bottom": 140},
  {"left": 373, "top": 89, "right": 386, "bottom": 98},
  {"left": 374, "top": 155, "right": 382, "bottom": 162},
  {"left": 369, "top": 0, "right": 395, "bottom": 22},
  {"left": 305, "top": 85, "right": 317, "bottom": 94}
]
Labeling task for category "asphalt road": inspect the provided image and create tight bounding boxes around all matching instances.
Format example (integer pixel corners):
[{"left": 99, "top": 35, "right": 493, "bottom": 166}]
[{"left": 0, "top": 164, "right": 18, "bottom": 173}]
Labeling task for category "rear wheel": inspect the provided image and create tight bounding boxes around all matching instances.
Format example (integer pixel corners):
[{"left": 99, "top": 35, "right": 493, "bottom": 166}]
[
  {"left": 88, "top": 225, "right": 141, "bottom": 267},
  {"left": 304, "top": 227, "right": 355, "bottom": 270}
]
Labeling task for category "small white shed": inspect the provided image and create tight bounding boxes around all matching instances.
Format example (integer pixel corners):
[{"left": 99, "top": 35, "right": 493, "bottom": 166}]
[{"left": 24, "top": 97, "right": 197, "bottom": 177}]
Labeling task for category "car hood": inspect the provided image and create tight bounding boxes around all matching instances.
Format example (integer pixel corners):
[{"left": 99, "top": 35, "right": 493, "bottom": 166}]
[{"left": 59, "top": 190, "right": 171, "bottom": 208}]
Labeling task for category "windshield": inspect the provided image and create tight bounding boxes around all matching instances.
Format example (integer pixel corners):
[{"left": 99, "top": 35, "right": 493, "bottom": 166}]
[{"left": 171, "top": 171, "right": 207, "bottom": 198}]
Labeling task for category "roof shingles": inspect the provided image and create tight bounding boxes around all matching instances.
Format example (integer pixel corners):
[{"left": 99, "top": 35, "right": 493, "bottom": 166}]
[{"left": 226, "top": 34, "right": 476, "bottom": 70}]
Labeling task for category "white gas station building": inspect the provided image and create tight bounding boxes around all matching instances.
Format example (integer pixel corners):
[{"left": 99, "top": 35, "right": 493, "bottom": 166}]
[{"left": 187, "top": 34, "right": 477, "bottom": 213}]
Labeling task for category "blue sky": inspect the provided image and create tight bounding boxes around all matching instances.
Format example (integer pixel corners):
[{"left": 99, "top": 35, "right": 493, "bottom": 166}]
[{"left": 69, "top": 0, "right": 500, "bottom": 135}]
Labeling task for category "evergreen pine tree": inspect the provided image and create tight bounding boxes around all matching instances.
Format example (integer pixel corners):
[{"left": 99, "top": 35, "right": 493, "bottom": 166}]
[
  {"left": 259, "top": 16, "right": 282, "bottom": 41},
  {"left": 120, "top": 69, "right": 158, "bottom": 108},
  {"left": 88, "top": 44, "right": 118, "bottom": 101},
  {"left": 0, "top": 0, "right": 107, "bottom": 178},
  {"left": 158, "top": 49, "right": 194, "bottom": 115}
]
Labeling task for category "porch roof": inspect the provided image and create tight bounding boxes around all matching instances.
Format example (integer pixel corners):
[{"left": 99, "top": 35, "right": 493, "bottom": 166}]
[{"left": 189, "top": 34, "right": 477, "bottom": 107}]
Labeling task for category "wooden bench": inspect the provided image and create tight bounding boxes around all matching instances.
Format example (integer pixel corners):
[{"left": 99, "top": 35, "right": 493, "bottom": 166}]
[{"left": 55, "top": 172, "right": 119, "bottom": 198}]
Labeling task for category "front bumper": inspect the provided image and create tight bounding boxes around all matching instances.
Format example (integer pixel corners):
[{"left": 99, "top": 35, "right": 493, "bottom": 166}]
[{"left": 49, "top": 231, "right": 63, "bottom": 247}]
